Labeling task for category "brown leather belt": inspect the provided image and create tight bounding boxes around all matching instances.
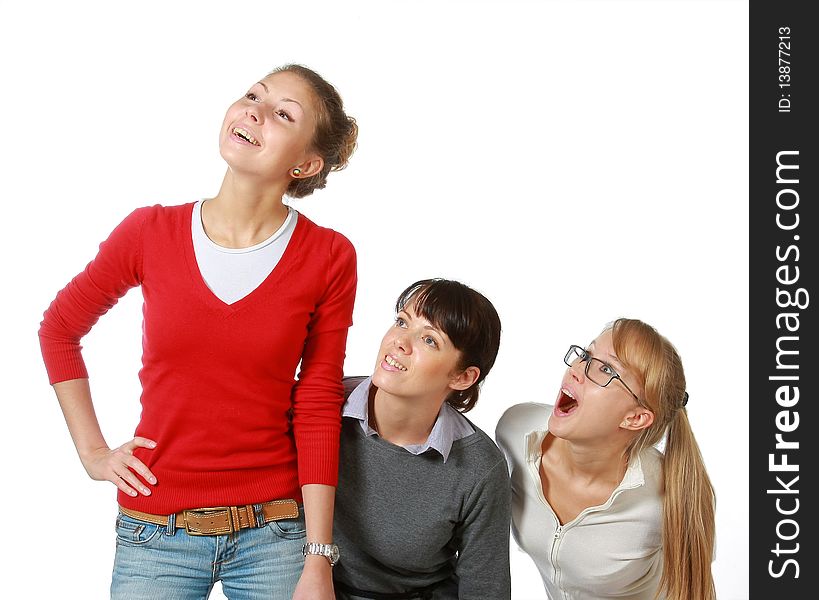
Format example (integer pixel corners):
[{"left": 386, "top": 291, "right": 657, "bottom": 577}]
[{"left": 119, "top": 499, "right": 299, "bottom": 536}]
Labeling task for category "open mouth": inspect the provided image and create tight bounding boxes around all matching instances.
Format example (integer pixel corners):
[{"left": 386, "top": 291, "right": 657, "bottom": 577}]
[
  {"left": 384, "top": 355, "right": 407, "bottom": 371},
  {"left": 232, "top": 126, "right": 260, "bottom": 146},
  {"left": 556, "top": 388, "right": 578, "bottom": 415}
]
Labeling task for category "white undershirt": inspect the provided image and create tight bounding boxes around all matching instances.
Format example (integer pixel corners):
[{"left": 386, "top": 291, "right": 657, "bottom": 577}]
[{"left": 191, "top": 200, "right": 298, "bottom": 305}]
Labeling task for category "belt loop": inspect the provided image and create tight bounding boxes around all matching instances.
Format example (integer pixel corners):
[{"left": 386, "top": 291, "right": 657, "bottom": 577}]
[
  {"left": 253, "top": 503, "right": 265, "bottom": 527},
  {"left": 166, "top": 513, "right": 177, "bottom": 537},
  {"left": 245, "top": 504, "right": 257, "bottom": 529}
]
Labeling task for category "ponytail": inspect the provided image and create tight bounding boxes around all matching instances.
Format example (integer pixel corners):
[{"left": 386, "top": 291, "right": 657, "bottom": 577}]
[
  {"left": 660, "top": 409, "right": 716, "bottom": 600},
  {"left": 610, "top": 319, "right": 716, "bottom": 600}
]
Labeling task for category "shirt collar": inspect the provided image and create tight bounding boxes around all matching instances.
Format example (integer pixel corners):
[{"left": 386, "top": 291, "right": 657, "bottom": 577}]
[{"left": 342, "top": 376, "right": 474, "bottom": 463}]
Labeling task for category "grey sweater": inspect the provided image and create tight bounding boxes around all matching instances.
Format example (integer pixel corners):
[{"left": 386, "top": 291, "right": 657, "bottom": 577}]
[{"left": 333, "top": 398, "right": 512, "bottom": 599}]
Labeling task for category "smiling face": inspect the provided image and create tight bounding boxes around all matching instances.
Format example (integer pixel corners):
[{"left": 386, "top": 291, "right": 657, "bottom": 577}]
[
  {"left": 549, "top": 329, "right": 651, "bottom": 442},
  {"left": 218, "top": 71, "right": 324, "bottom": 182},
  {"left": 371, "top": 303, "right": 474, "bottom": 408}
]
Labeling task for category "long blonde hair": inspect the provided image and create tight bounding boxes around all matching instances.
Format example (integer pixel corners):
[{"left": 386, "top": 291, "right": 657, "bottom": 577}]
[{"left": 610, "top": 318, "right": 716, "bottom": 600}]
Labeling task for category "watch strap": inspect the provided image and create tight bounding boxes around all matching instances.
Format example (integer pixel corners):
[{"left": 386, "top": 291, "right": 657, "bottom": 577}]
[{"left": 302, "top": 541, "right": 340, "bottom": 566}]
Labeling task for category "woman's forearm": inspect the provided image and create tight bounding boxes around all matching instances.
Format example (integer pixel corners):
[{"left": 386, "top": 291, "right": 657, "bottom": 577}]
[
  {"left": 293, "top": 483, "right": 336, "bottom": 599},
  {"left": 302, "top": 482, "right": 336, "bottom": 544},
  {"left": 53, "top": 378, "right": 109, "bottom": 460},
  {"left": 52, "top": 378, "right": 157, "bottom": 496}
]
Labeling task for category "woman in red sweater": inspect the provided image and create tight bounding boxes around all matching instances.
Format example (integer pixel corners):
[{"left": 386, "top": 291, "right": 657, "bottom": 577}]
[{"left": 39, "top": 64, "right": 358, "bottom": 600}]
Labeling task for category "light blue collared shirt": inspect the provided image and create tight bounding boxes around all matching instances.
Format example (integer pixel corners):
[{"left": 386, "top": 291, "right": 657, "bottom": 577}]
[{"left": 342, "top": 377, "right": 475, "bottom": 463}]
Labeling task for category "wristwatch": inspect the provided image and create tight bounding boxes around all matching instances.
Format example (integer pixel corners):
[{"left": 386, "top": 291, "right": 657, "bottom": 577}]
[{"left": 302, "top": 541, "right": 340, "bottom": 567}]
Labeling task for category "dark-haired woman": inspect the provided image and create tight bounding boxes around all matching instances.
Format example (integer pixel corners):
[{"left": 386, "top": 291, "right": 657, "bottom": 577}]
[
  {"left": 333, "top": 279, "right": 512, "bottom": 600},
  {"left": 39, "top": 65, "right": 358, "bottom": 600}
]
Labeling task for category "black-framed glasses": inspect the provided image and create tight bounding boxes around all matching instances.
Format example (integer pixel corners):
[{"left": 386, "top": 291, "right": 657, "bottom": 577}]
[{"left": 564, "top": 345, "right": 641, "bottom": 404}]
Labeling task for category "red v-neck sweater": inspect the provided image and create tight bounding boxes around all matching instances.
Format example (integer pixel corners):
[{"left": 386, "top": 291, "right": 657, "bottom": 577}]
[{"left": 39, "top": 203, "right": 357, "bottom": 513}]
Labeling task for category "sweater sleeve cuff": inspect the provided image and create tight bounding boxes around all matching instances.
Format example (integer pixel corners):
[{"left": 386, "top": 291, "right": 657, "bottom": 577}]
[
  {"left": 39, "top": 338, "right": 90, "bottom": 384},
  {"left": 295, "top": 426, "right": 341, "bottom": 487}
]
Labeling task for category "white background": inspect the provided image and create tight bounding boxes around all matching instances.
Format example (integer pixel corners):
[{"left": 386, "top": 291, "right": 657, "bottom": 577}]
[{"left": 1, "top": 1, "right": 748, "bottom": 598}]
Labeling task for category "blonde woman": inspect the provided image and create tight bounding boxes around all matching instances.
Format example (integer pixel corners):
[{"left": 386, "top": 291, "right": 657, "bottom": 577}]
[{"left": 496, "top": 319, "right": 715, "bottom": 600}]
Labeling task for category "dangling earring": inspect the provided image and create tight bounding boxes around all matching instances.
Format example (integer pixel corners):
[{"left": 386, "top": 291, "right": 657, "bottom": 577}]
[{"left": 291, "top": 168, "right": 301, "bottom": 177}]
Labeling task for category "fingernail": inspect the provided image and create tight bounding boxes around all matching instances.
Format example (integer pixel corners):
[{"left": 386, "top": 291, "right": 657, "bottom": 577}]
[
  {"left": 148, "top": 441, "right": 157, "bottom": 448},
  {"left": 142, "top": 488, "right": 151, "bottom": 495},
  {"left": 130, "top": 490, "right": 138, "bottom": 496},
  {"left": 149, "top": 477, "right": 157, "bottom": 484}
]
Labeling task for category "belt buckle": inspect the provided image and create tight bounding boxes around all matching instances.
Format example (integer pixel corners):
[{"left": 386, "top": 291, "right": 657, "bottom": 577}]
[{"left": 183, "top": 506, "right": 233, "bottom": 536}]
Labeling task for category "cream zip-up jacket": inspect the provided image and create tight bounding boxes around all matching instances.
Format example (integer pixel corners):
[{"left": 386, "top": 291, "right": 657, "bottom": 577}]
[{"left": 496, "top": 403, "right": 665, "bottom": 600}]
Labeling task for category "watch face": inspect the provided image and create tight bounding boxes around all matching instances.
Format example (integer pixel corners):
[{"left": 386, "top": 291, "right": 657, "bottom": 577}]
[{"left": 330, "top": 545, "right": 340, "bottom": 563}]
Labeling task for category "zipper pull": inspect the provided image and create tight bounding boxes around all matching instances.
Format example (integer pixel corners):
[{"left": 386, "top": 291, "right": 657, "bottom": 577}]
[{"left": 554, "top": 525, "right": 562, "bottom": 540}]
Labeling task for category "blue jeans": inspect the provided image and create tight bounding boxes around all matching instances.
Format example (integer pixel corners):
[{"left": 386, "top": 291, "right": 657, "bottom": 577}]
[{"left": 110, "top": 509, "right": 306, "bottom": 600}]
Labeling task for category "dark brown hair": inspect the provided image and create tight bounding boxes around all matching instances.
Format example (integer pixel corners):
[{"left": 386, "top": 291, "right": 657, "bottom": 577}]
[
  {"left": 269, "top": 64, "right": 358, "bottom": 198},
  {"left": 395, "top": 279, "right": 502, "bottom": 413}
]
